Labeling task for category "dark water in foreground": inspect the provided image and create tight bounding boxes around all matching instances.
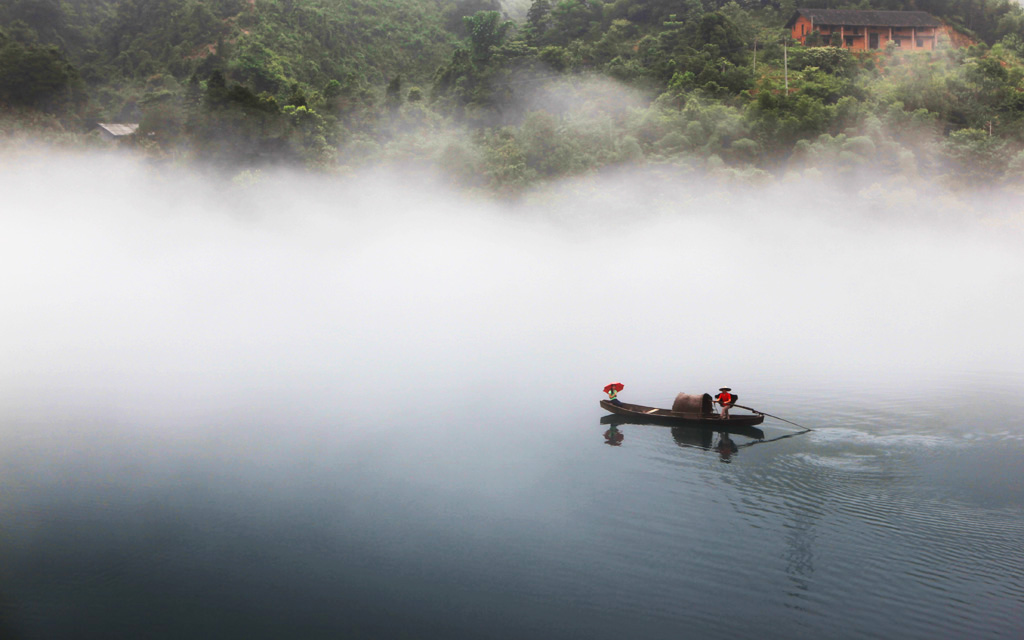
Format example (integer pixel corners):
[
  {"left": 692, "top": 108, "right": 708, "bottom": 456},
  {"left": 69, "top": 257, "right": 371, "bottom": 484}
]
[{"left": 1, "top": 373, "right": 1021, "bottom": 640}]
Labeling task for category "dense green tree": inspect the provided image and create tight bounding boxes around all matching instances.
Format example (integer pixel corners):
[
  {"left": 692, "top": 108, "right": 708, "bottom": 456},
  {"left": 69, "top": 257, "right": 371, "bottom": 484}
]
[
  {"left": 464, "top": 11, "right": 514, "bottom": 63},
  {"left": 943, "top": 127, "right": 1009, "bottom": 185},
  {"left": 789, "top": 46, "right": 855, "bottom": 77},
  {"left": 0, "top": 31, "right": 81, "bottom": 110},
  {"left": 524, "top": 0, "right": 553, "bottom": 44},
  {"left": 546, "top": 0, "right": 603, "bottom": 46},
  {"left": 445, "top": 0, "right": 503, "bottom": 36}
]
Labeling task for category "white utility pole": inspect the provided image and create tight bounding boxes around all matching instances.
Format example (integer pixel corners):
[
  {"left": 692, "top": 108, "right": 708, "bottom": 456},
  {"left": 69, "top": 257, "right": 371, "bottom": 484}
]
[{"left": 784, "top": 39, "right": 788, "bottom": 93}]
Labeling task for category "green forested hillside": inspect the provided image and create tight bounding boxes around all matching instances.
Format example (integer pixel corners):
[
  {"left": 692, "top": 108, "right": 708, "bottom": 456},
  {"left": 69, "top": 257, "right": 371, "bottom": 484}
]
[
  {"left": 1, "top": 0, "right": 462, "bottom": 109},
  {"left": 2, "top": 0, "right": 1024, "bottom": 192}
]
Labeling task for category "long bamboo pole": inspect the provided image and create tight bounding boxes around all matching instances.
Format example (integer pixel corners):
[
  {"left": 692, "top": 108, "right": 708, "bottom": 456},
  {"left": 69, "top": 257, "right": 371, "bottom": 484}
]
[{"left": 732, "top": 404, "right": 812, "bottom": 431}]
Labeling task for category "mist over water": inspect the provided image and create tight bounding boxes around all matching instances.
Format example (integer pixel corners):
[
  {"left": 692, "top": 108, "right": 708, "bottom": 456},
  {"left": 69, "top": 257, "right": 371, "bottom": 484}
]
[
  {"left": 3, "top": 154, "right": 1021, "bottom": 410},
  {"left": 1, "top": 153, "right": 1023, "bottom": 638}
]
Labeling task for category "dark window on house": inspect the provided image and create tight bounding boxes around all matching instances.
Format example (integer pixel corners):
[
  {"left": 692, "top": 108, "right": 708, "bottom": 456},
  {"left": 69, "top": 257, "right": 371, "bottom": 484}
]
[
  {"left": 845, "top": 36, "right": 855, "bottom": 46},
  {"left": 916, "top": 38, "right": 924, "bottom": 47},
  {"left": 869, "top": 33, "right": 879, "bottom": 49}
]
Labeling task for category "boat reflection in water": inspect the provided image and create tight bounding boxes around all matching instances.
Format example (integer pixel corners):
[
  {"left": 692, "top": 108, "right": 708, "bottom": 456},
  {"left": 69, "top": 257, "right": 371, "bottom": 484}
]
[
  {"left": 669, "top": 425, "right": 749, "bottom": 461},
  {"left": 603, "top": 425, "right": 624, "bottom": 446},
  {"left": 600, "top": 414, "right": 766, "bottom": 461},
  {"left": 599, "top": 412, "right": 813, "bottom": 462},
  {"left": 714, "top": 432, "right": 739, "bottom": 461},
  {"left": 601, "top": 414, "right": 765, "bottom": 439}
]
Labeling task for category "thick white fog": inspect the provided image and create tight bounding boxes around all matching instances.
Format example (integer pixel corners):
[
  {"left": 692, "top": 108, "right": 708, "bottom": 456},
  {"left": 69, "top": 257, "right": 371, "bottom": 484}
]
[{"left": 1, "top": 153, "right": 1022, "bottom": 435}]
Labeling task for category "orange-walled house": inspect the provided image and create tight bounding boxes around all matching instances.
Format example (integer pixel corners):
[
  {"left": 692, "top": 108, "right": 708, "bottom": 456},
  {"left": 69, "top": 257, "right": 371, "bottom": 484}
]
[{"left": 786, "top": 8, "right": 956, "bottom": 51}]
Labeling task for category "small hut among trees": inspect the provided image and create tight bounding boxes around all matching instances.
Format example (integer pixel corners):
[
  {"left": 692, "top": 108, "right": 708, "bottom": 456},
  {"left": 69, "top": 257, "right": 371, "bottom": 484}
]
[{"left": 95, "top": 123, "right": 139, "bottom": 143}]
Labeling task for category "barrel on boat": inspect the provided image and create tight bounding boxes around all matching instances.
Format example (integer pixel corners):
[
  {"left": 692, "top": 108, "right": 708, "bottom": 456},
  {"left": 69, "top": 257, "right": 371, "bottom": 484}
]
[{"left": 672, "top": 393, "right": 713, "bottom": 414}]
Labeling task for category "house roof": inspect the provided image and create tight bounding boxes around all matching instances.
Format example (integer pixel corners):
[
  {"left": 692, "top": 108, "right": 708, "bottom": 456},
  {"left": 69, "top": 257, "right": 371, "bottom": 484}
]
[
  {"left": 96, "top": 123, "right": 139, "bottom": 137},
  {"left": 786, "top": 9, "right": 942, "bottom": 28}
]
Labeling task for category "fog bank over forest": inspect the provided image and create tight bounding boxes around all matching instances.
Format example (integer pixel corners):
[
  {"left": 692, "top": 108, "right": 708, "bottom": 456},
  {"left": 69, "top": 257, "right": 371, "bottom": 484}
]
[{"left": 1, "top": 152, "right": 1022, "bottom": 429}]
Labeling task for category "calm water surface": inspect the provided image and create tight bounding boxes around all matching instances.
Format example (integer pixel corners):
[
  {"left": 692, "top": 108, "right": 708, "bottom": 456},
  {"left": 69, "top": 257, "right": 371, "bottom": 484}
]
[
  {"left": 1, "top": 160, "right": 1022, "bottom": 639},
  {"left": 2, "top": 374, "right": 1021, "bottom": 639}
]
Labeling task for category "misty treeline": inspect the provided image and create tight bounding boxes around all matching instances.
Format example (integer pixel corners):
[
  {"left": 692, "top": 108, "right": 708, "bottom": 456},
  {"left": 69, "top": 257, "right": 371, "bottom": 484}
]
[{"left": 3, "top": 0, "right": 1024, "bottom": 193}]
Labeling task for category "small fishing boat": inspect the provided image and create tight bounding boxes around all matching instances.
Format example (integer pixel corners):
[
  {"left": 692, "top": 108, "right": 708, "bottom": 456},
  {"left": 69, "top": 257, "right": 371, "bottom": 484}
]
[
  {"left": 599, "top": 392, "right": 765, "bottom": 430},
  {"left": 598, "top": 407, "right": 761, "bottom": 436},
  {"left": 600, "top": 411, "right": 766, "bottom": 440}
]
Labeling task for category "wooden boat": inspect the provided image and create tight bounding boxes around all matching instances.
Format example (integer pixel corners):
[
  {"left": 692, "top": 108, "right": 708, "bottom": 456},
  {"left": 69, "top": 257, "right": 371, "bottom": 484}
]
[
  {"left": 600, "top": 410, "right": 765, "bottom": 440},
  {"left": 599, "top": 392, "right": 765, "bottom": 432},
  {"left": 602, "top": 407, "right": 765, "bottom": 436}
]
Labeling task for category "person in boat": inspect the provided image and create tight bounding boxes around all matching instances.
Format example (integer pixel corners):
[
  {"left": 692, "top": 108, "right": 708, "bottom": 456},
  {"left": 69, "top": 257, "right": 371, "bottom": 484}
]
[
  {"left": 715, "top": 387, "right": 736, "bottom": 419},
  {"left": 606, "top": 386, "right": 622, "bottom": 406}
]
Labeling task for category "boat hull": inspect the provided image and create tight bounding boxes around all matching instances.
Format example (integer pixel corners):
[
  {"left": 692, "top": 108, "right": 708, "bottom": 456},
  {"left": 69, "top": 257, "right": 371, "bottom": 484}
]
[{"left": 600, "top": 400, "right": 765, "bottom": 433}]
